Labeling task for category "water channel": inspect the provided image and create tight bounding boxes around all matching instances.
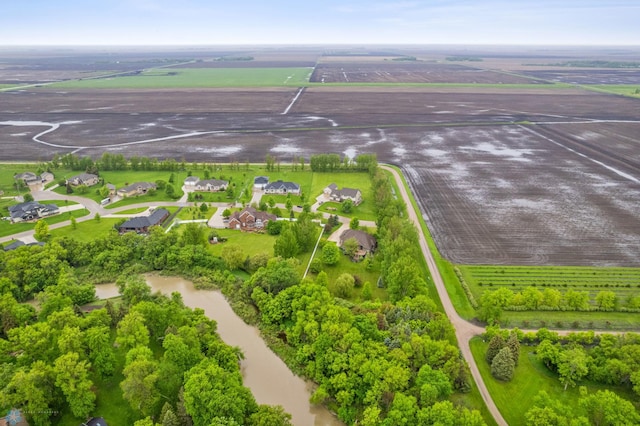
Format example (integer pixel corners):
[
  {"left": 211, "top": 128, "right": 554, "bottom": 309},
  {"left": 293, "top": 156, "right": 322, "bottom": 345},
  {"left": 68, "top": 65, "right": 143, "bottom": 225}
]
[{"left": 95, "top": 275, "right": 342, "bottom": 426}]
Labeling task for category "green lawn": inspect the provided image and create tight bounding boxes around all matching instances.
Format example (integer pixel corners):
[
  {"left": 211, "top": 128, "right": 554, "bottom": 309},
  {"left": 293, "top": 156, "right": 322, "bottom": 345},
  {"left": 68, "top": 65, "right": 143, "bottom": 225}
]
[
  {"left": 49, "top": 218, "right": 121, "bottom": 242},
  {"left": 174, "top": 206, "right": 216, "bottom": 221},
  {"left": 469, "top": 337, "right": 638, "bottom": 425},
  {"left": 208, "top": 229, "right": 277, "bottom": 258},
  {"left": 113, "top": 207, "right": 149, "bottom": 214},
  {"left": 50, "top": 68, "right": 313, "bottom": 89},
  {"left": 0, "top": 209, "right": 89, "bottom": 239}
]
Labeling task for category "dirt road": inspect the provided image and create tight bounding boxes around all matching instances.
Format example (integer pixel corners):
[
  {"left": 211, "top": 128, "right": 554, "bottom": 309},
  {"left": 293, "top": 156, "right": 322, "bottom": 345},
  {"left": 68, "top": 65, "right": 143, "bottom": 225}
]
[{"left": 380, "top": 165, "right": 507, "bottom": 426}]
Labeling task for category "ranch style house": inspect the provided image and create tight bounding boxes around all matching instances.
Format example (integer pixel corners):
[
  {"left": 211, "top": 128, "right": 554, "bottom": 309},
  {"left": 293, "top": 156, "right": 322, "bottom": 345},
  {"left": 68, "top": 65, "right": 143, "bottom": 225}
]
[
  {"left": 117, "top": 182, "right": 157, "bottom": 198},
  {"left": 324, "top": 183, "right": 363, "bottom": 205},
  {"left": 118, "top": 208, "right": 170, "bottom": 234},
  {"left": 67, "top": 173, "right": 99, "bottom": 187},
  {"left": 263, "top": 180, "right": 300, "bottom": 195}
]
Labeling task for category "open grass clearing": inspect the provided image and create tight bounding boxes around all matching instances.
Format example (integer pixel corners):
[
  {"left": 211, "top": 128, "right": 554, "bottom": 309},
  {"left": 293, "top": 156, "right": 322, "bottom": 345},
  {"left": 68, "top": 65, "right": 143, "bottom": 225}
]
[
  {"left": 207, "top": 228, "right": 277, "bottom": 259},
  {"left": 502, "top": 310, "right": 640, "bottom": 331},
  {"left": 49, "top": 218, "right": 120, "bottom": 242},
  {"left": 0, "top": 208, "right": 89, "bottom": 239},
  {"left": 112, "top": 207, "right": 149, "bottom": 215},
  {"left": 469, "top": 337, "right": 638, "bottom": 425},
  {"left": 50, "top": 67, "right": 313, "bottom": 89},
  {"left": 584, "top": 85, "right": 640, "bottom": 97}
]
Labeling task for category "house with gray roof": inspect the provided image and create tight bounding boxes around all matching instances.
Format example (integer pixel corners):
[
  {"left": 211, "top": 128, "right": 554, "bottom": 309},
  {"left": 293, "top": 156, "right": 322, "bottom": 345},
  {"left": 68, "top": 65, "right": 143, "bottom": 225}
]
[
  {"left": 67, "top": 173, "right": 99, "bottom": 187},
  {"left": 264, "top": 180, "right": 300, "bottom": 195},
  {"left": 118, "top": 208, "right": 170, "bottom": 234},
  {"left": 253, "top": 176, "right": 269, "bottom": 190},
  {"left": 8, "top": 201, "right": 59, "bottom": 223},
  {"left": 14, "top": 172, "right": 39, "bottom": 184},
  {"left": 339, "top": 229, "right": 377, "bottom": 261},
  {"left": 323, "top": 183, "right": 362, "bottom": 205},
  {"left": 184, "top": 176, "right": 200, "bottom": 187},
  {"left": 117, "top": 182, "right": 156, "bottom": 198},
  {"left": 194, "top": 179, "right": 228, "bottom": 192}
]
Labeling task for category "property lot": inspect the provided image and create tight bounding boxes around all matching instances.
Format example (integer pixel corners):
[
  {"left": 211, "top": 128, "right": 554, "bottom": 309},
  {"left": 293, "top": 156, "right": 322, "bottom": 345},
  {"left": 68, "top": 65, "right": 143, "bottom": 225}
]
[{"left": 310, "top": 62, "right": 547, "bottom": 84}]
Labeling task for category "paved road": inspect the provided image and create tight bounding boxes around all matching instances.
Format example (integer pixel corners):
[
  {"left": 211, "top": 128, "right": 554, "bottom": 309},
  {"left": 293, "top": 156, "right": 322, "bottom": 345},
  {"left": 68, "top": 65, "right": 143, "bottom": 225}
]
[{"left": 380, "top": 165, "right": 507, "bottom": 426}]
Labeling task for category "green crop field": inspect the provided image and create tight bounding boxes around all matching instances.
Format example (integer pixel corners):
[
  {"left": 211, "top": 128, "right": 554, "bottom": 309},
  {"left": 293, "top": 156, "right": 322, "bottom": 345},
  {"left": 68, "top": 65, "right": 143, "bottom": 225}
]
[
  {"left": 49, "top": 68, "right": 313, "bottom": 88},
  {"left": 585, "top": 85, "right": 640, "bottom": 97},
  {"left": 459, "top": 265, "right": 640, "bottom": 303}
]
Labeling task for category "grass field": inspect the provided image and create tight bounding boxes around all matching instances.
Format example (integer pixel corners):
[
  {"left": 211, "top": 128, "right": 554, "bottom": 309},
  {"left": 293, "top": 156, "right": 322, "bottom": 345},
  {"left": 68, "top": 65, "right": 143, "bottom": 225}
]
[
  {"left": 49, "top": 218, "right": 120, "bottom": 242},
  {"left": 469, "top": 337, "right": 638, "bottom": 425},
  {"left": 0, "top": 208, "right": 89, "bottom": 239},
  {"left": 584, "top": 85, "right": 640, "bottom": 97},
  {"left": 50, "top": 68, "right": 313, "bottom": 88},
  {"left": 208, "top": 229, "right": 277, "bottom": 259}
]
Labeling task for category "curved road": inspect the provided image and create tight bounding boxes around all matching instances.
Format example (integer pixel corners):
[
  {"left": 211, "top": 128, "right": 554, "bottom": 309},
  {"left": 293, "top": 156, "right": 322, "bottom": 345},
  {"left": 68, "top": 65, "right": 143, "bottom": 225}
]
[{"left": 380, "top": 165, "right": 507, "bottom": 426}]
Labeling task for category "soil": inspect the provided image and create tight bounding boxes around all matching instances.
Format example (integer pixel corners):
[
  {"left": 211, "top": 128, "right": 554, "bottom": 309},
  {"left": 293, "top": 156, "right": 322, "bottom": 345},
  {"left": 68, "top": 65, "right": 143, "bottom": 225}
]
[{"left": 1, "top": 48, "right": 640, "bottom": 267}]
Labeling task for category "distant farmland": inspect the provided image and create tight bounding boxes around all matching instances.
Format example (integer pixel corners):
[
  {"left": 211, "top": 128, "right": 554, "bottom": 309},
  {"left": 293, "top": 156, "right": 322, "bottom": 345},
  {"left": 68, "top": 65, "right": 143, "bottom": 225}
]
[{"left": 51, "top": 67, "right": 314, "bottom": 88}]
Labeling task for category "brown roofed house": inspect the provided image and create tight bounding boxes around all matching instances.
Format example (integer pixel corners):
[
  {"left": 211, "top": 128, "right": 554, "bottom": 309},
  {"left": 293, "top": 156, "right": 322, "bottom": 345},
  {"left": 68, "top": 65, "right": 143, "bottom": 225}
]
[
  {"left": 339, "top": 229, "right": 377, "bottom": 261},
  {"left": 228, "top": 207, "right": 276, "bottom": 231}
]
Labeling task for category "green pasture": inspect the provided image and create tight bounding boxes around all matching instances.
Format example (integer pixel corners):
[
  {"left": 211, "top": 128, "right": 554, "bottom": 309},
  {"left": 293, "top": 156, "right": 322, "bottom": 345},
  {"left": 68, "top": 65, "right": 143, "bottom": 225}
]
[
  {"left": 460, "top": 265, "right": 640, "bottom": 306},
  {"left": 584, "top": 85, "right": 640, "bottom": 97},
  {"left": 49, "top": 68, "right": 313, "bottom": 88},
  {"left": 469, "top": 337, "right": 637, "bottom": 425}
]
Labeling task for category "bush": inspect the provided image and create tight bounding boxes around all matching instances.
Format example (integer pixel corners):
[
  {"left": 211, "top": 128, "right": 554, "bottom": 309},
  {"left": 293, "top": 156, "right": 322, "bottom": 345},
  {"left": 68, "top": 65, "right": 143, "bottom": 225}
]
[{"left": 491, "top": 347, "right": 515, "bottom": 381}]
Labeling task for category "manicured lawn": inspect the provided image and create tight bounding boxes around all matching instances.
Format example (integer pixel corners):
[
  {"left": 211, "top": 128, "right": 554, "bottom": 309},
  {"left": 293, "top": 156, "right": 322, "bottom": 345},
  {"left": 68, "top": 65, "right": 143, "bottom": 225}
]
[
  {"left": 469, "top": 337, "right": 638, "bottom": 425},
  {"left": 208, "top": 229, "right": 277, "bottom": 258},
  {"left": 0, "top": 208, "right": 89, "bottom": 239},
  {"left": 174, "top": 205, "right": 216, "bottom": 221},
  {"left": 113, "top": 207, "right": 149, "bottom": 214},
  {"left": 49, "top": 218, "right": 121, "bottom": 242},
  {"left": 50, "top": 67, "right": 313, "bottom": 88}
]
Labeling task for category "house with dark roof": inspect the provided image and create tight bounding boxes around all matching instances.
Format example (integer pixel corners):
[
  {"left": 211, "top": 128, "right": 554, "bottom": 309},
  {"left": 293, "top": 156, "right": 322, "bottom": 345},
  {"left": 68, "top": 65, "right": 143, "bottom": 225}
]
[
  {"left": 3, "top": 240, "right": 25, "bottom": 251},
  {"left": 8, "top": 201, "right": 59, "bottom": 223},
  {"left": 253, "top": 176, "right": 269, "bottom": 190},
  {"left": 339, "top": 229, "right": 377, "bottom": 261},
  {"left": 264, "top": 180, "right": 300, "bottom": 195},
  {"left": 194, "top": 179, "right": 228, "bottom": 192},
  {"left": 228, "top": 207, "right": 276, "bottom": 231},
  {"left": 323, "top": 183, "right": 362, "bottom": 205},
  {"left": 14, "top": 171, "right": 39, "bottom": 184},
  {"left": 81, "top": 417, "right": 108, "bottom": 426},
  {"left": 117, "top": 182, "right": 156, "bottom": 198},
  {"left": 67, "top": 173, "right": 99, "bottom": 187},
  {"left": 118, "top": 209, "right": 169, "bottom": 234}
]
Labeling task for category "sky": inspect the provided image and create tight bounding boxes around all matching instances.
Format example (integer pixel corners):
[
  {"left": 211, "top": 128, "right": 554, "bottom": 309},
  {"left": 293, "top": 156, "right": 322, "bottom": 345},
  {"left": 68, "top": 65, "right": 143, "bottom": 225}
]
[{"left": 0, "top": 0, "right": 637, "bottom": 46}]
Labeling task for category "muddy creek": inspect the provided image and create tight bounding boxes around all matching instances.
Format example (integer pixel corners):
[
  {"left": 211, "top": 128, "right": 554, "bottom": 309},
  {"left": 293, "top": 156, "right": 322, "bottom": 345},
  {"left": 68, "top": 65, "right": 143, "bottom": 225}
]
[{"left": 95, "top": 275, "right": 341, "bottom": 426}]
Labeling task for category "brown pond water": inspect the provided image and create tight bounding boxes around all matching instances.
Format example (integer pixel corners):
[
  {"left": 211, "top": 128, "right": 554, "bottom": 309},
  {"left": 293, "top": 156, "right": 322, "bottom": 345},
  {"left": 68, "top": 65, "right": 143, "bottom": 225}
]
[{"left": 95, "top": 275, "right": 342, "bottom": 426}]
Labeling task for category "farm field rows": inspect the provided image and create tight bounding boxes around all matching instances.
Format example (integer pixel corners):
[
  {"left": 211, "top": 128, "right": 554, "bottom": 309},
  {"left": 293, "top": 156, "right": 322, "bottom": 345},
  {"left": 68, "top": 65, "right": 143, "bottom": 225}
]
[{"left": 460, "top": 265, "right": 640, "bottom": 305}]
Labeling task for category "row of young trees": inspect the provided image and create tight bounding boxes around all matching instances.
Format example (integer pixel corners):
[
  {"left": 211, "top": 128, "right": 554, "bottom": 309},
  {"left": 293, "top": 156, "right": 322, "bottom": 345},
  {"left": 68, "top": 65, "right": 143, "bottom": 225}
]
[
  {"left": 309, "top": 153, "right": 378, "bottom": 174},
  {"left": 478, "top": 286, "right": 639, "bottom": 324}
]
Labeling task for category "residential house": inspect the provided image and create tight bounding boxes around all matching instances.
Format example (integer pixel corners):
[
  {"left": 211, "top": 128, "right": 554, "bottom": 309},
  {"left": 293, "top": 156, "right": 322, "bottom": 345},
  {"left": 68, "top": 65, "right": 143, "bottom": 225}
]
[
  {"left": 194, "top": 179, "right": 228, "bottom": 192},
  {"left": 263, "top": 180, "right": 300, "bottom": 195},
  {"left": 253, "top": 176, "right": 269, "bottom": 190},
  {"left": 324, "top": 183, "right": 363, "bottom": 205},
  {"left": 67, "top": 173, "right": 99, "bottom": 187},
  {"left": 82, "top": 417, "right": 109, "bottom": 426},
  {"left": 339, "top": 229, "right": 377, "bottom": 261},
  {"left": 228, "top": 207, "right": 276, "bottom": 231},
  {"left": 40, "top": 171, "right": 55, "bottom": 183},
  {"left": 184, "top": 176, "right": 200, "bottom": 187},
  {"left": 117, "top": 182, "right": 156, "bottom": 198},
  {"left": 8, "top": 201, "right": 59, "bottom": 223},
  {"left": 3, "top": 240, "right": 25, "bottom": 251},
  {"left": 106, "top": 183, "right": 116, "bottom": 196},
  {"left": 14, "top": 172, "right": 39, "bottom": 184},
  {"left": 118, "top": 208, "right": 169, "bottom": 234}
]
